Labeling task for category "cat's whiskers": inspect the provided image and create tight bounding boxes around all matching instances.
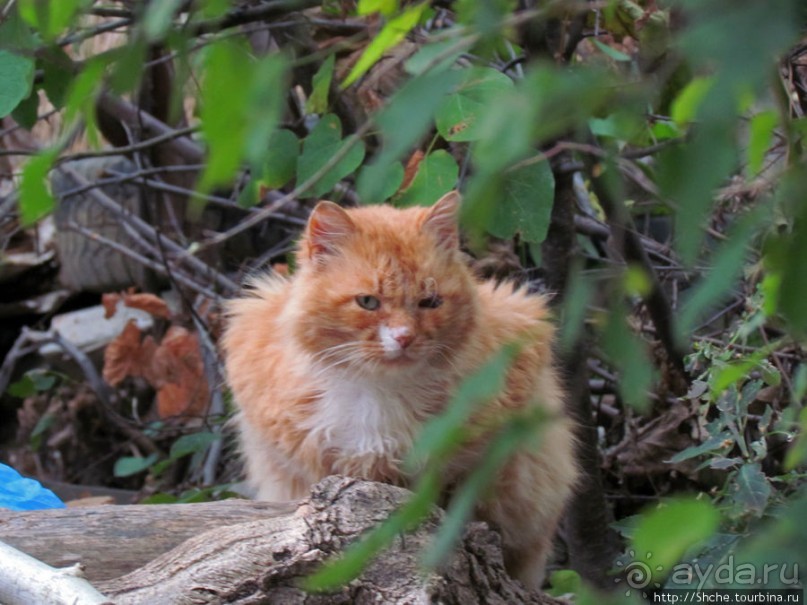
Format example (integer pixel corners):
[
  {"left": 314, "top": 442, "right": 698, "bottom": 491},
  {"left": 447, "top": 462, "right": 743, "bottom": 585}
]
[
  {"left": 431, "top": 342, "right": 461, "bottom": 374},
  {"left": 311, "top": 342, "right": 369, "bottom": 376}
]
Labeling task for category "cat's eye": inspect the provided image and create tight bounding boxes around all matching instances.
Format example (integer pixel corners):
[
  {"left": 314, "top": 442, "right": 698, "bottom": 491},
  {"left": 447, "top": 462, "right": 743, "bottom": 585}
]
[
  {"left": 418, "top": 295, "right": 443, "bottom": 309},
  {"left": 355, "top": 295, "right": 381, "bottom": 311}
]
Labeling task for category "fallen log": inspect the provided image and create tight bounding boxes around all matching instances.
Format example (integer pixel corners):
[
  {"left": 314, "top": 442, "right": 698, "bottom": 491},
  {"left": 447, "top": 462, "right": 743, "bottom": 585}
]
[
  {"left": 0, "top": 497, "right": 295, "bottom": 581},
  {"left": 0, "top": 476, "right": 564, "bottom": 604}
]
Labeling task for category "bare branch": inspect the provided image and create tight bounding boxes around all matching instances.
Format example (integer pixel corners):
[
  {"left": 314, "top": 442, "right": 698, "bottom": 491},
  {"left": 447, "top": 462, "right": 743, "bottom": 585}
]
[{"left": 0, "top": 540, "right": 110, "bottom": 605}]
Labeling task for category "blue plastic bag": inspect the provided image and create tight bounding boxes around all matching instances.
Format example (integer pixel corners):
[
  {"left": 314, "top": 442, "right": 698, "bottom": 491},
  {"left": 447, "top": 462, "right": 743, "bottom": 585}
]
[{"left": 0, "top": 463, "right": 65, "bottom": 511}]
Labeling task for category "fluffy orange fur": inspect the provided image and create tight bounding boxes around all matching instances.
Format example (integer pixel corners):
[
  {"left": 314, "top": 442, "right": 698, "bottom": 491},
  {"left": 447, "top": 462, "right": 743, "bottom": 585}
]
[{"left": 222, "top": 192, "right": 578, "bottom": 589}]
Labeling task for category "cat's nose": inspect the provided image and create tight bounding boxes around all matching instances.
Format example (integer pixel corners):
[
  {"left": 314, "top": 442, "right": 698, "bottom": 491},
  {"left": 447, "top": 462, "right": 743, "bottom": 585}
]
[{"left": 394, "top": 330, "right": 414, "bottom": 349}]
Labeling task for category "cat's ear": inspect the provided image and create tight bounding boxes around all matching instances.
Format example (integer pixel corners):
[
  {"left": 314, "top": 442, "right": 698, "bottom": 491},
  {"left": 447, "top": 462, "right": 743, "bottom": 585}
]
[
  {"left": 305, "top": 201, "right": 356, "bottom": 260},
  {"left": 422, "top": 190, "right": 461, "bottom": 249}
]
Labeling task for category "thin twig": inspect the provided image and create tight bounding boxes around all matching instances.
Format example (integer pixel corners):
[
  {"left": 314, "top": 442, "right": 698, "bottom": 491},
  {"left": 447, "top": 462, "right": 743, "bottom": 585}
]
[
  {"left": 58, "top": 17, "right": 133, "bottom": 47},
  {"left": 188, "top": 0, "right": 323, "bottom": 36},
  {"left": 55, "top": 126, "right": 199, "bottom": 164},
  {"left": 97, "top": 93, "right": 205, "bottom": 164},
  {"left": 103, "top": 170, "right": 306, "bottom": 226},
  {"left": 53, "top": 164, "right": 205, "bottom": 201}
]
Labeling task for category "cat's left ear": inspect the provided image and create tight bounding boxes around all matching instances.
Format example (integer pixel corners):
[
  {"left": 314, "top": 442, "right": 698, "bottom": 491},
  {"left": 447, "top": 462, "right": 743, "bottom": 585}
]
[
  {"left": 422, "top": 190, "right": 461, "bottom": 249},
  {"left": 305, "top": 201, "right": 356, "bottom": 261}
]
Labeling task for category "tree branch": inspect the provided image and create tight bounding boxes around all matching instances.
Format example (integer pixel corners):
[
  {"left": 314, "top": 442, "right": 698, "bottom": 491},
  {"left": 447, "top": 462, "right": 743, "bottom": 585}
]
[{"left": 0, "top": 541, "right": 110, "bottom": 605}]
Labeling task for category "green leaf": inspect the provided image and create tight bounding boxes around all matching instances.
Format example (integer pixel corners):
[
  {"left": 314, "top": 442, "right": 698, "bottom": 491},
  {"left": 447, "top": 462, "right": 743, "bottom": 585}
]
[
  {"left": 588, "top": 112, "right": 644, "bottom": 142},
  {"left": 659, "top": 125, "right": 738, "bottom": 266},
  {"left": 670, "top": 76, "right": 714, "bottom": 126},
  {"left": 0, "top": 6, "right": 38, "bottom": 52},
  {"left": 140, "top": 493, "right": 179, "bottom": 504},
  {"left": 486, "top": 159, "right": 555, "bottom": 244},
  {"left": 7, "top": 375, "right": 36, "bottom": 398},
  {"left": 260, "top": 129, "right": 299, "bottom": 190},
  {"left": 243, "top": 55, "right": 287, "bottom": 168},
  {"left": 666, "top": 432, "right": 732, "bottom": 464},
  {"left": 601, "top": 306, "right": 654, "bottom": 411},
  {"left": 435, "top": 67, "right": 513, "bottom": 142},
  {"left": 731, "top": 463, "right": 771, "bottom": 517},
  {"left": 30, "top": 370, "right": 57, "bottom": 392},
  {"left": 143, "top": 0, "right": 184, "bottom": 41},
  {"left": 747, "top": 110, "right": 778, "bottom": 176},
  {"left": 114, "top": 454, "right": 159, "bottom": 478},
  {"left": 11, "top": 91, "right": 39, "bottom": 130},
  {"left": 469, "top": 88, "right": 535, "bottom": 174},
  {"left": 0, "top": 50, "right": 35, "bottom": 118},
  {"left": 19, "top": 149, "right": 57, "bottom": 226},
  {"left": 404, "top": 37, "right": 466, "bottom": 76},
  {"left": 359, "top": 69, "right": 462, "bottom": 201},
  {"left": 199, "top": 42, "right": 286, "bottom": 193},
  {"left": 63, "top": 57, "right": 106, "bottom": 135},
  {"left": 306, "top": 53, "right": 335, "bottom": 115},
  {"left": 679, "top": 2, "right": 801, "bottom": 110},
  {"left": 169, "top": 431, "right": 220, "bottom": 460},
  {"left": 558, "top": 264, "right": 594, "bottom": 353},
  {"left": 41, "top": 51, "right": 73, "bottom": 108},
  {"left": 778, "top": 196, "right": 807, "bottom": 337},
  {"left": 678, "top": 206, "right": 765, "bottom": 337},
  {"left": 342, "top": 2, "right": 429, "bottom": 88},
  {"left": 407, "top": 344, "right": 518, "bottom": 468},
  {"left": 18, "top": 0, "right": 91, "bottom": 41},
  {"left": 709, "top": 352, "right": 768, "bottom": 397},
  {"left": 356, "top": 161, "right": 405, "bottom": 203},
  {"left": 592, "top": 38, "right": 631, "bottom": 62},
  {"left": 422, "top": 406, "right": 548, "bottom": 571},
  {"left": 548, "top": 569, "right": 583, "bottom": 597},
  {"left": 297, "top": 114, "right": 365, "bottom": 197},
  {"left": 198, "top": 0, "right": 230, "bottom": 19},
  {"left": 198, "top": 40, "right": 253, "bottom": 190},
  {"left": 358, "top": 0, "right": 398, "bottom": 17},
  {"left": 784, "top": 406, "right": 807, "bottom": 470},
  {"left": 108, "top": 40, "right": 147, "bottom": 95},
  {"left": 6, "top": 369, "right": 55, "bottom": 398},
  {"left": 632, "top": 498, "right": 720, "bottom": 583},
  {"left": 31, "top": 413, "right": 57, "bottom": 439},
  {"left": 651, "top": 120, "right": 683, "bottom": 141},
  {"left": 395, "top": 150, "right": 458, "bottom": 207}
]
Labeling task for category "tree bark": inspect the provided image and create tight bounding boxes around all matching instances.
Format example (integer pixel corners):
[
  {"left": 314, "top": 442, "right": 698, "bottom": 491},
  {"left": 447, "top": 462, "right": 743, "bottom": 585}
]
[{"left": 0, "top": 477, "right": 565, "bottom": 604}]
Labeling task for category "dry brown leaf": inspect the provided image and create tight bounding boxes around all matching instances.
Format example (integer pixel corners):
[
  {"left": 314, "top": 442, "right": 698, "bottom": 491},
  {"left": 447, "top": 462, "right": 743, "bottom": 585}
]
[
  {"left": 103, "top": 320, "right": 145, "bottom": 386},
  {"left": 123, "top": 292, "right": 171, "bottom": 319},
  {"left": 150, "top": 327, "right": 209, "bottom": 419},
  {"left": 156, "top": 381, "right": 208, "bottom": 419},
  {"left": 101, "top": 293, "right": 120, "bottom": 319},
  {"left": 401, "top": 149, "right": 424, "bottom": 191},
  {"left": 139, "top": 335, "right": 159, "bottom": 386}
]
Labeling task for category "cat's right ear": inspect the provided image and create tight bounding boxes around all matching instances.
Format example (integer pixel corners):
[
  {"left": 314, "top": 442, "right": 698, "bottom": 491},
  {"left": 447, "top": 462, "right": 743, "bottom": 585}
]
[{"left": 304, "top": 201, "right": 355, "bottom": 261}]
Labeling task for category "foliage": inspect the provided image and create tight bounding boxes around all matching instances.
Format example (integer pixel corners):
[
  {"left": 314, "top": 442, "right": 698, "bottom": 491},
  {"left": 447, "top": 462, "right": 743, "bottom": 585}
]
[{"left": 2, "top": 0, "right": 807, "bottom": 600}]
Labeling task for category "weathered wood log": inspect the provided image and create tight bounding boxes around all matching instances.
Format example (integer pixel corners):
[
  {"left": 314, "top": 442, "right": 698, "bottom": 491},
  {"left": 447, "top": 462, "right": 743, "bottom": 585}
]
[
  {"left": 0, "top": 497, "right": 295, "bottom": 581},
  {"left": 0, "top": 476, "right": 565, "bottom": 604}
]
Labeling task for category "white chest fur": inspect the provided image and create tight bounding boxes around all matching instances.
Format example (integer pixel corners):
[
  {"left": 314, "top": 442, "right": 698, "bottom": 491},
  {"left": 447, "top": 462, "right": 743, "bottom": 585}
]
[{"left": 302, "top": 374, "right": 427, "bottom": 470}]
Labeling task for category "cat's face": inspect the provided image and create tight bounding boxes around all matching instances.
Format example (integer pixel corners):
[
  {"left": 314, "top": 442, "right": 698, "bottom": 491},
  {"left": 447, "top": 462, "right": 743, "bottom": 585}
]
[{"left": 290, "top": 192, "right": 478, "bottom": 377}]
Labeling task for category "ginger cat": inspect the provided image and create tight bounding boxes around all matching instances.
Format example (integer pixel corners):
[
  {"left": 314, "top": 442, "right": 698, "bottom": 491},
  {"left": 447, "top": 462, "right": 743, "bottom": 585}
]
[{"left": 222, "top": 191, "right": 578, "bottom": 589}]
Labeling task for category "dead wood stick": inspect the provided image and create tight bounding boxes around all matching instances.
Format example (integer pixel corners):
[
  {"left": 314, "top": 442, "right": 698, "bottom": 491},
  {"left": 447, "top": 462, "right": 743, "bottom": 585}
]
[{"left": 0, "top": 541, "right": 110, "bottom": 605}]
